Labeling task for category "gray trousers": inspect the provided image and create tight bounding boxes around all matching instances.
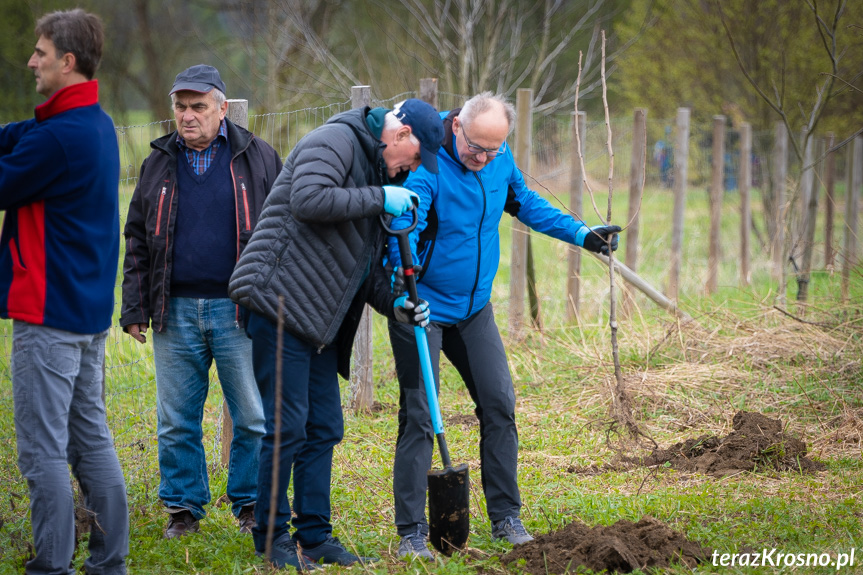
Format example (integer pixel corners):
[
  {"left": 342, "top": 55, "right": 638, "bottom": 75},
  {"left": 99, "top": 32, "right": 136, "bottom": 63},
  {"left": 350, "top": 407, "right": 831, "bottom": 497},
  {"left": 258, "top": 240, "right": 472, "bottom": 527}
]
[
  {"left": 12, "top": 321, "right": 129, "bottom": 575},
  {"left": 389, "top": 303, "right": 521, "bottom": 536}
]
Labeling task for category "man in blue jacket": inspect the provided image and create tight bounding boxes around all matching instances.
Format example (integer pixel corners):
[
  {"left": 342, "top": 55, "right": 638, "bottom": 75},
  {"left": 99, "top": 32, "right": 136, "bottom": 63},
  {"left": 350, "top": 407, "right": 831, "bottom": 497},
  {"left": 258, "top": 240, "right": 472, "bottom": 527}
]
[
  {"left": 387, "top": 92, "right": 621, "bottom": 559},
  {"left": 0, "top": 9, "right": 129, "bottom": 574}
]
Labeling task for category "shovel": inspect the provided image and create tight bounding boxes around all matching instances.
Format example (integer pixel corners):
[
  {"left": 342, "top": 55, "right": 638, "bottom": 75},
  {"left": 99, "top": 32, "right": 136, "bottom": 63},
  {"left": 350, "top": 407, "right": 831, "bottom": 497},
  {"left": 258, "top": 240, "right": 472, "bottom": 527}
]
[{"left": 382, "top": 210, "right": 470, "bottom": 555}]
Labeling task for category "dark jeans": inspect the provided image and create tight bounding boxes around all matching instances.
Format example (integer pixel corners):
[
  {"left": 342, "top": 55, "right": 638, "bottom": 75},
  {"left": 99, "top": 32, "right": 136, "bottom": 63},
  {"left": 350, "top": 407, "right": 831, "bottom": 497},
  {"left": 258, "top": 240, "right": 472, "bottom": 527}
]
[
  {"left": 245, "top": 310, "right": 344, "bottom": 552},
  {"left": 389, "top": 303, "right": 521, "bottom": 536}
]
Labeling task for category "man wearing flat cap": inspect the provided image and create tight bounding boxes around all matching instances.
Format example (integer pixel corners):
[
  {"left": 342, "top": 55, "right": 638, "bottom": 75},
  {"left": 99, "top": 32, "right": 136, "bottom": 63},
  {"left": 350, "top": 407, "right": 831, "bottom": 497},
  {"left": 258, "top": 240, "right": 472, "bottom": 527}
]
[
  {"left": 228, "top": 98, "right": 442, "bottom": 570},
  {"left": 120, "top": 64, "right": 281, "bottom": 539}
]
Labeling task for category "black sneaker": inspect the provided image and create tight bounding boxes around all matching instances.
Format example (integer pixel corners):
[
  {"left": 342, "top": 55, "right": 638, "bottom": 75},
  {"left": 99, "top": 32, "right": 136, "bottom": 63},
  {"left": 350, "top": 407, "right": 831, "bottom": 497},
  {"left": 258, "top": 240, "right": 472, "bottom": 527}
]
[
  {"left": 492, "top": 516, "right": 534, "bottom": 545},
  {"left": 302, "top": 534, "right": 377, "bottom": 566},
  {"left": 256, "top": 533, "right": 320, "bottom": 571}
]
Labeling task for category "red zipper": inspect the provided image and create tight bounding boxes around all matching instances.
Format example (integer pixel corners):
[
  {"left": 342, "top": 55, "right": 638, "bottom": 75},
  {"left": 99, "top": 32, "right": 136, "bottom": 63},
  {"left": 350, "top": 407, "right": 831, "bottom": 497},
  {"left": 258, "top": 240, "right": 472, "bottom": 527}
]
[
  {"left": 155, "top": 186, "right": 167, "bottom": 236},
  {"left": 241, "top": 182, "right": 251, "bottom": 230}
]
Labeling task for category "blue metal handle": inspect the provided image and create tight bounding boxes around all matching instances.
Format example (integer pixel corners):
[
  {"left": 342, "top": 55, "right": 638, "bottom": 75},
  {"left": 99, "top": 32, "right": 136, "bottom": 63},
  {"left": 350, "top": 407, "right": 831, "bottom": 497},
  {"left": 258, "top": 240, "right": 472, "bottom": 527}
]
[{"left": 415, "top": 325, "right": 444, "bottom": 435}]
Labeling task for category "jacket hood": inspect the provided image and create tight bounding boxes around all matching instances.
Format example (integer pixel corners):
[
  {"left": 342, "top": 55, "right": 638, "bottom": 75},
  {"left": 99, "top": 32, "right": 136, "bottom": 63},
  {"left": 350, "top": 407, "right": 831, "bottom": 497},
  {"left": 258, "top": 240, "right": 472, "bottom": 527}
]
[
  {"left": 327, "top": 107, "right": 409, "bottom": 185},
  {"left": 327, "top": 107, "right": 381, "bottom": 165}
]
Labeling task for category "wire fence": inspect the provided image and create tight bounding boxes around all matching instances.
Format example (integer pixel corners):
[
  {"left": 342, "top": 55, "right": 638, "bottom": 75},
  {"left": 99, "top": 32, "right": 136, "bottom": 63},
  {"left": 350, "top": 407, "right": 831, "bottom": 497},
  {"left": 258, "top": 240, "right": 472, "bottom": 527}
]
[{"left": 0, "top": 92, "right": 859, "bottom": 551}]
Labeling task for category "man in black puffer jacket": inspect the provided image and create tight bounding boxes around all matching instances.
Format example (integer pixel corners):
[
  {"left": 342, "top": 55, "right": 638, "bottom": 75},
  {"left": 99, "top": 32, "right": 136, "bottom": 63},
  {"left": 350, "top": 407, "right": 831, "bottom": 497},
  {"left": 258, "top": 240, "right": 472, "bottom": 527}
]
[{"left": 229, "top": 99, "right": 443, "bottom": 570}]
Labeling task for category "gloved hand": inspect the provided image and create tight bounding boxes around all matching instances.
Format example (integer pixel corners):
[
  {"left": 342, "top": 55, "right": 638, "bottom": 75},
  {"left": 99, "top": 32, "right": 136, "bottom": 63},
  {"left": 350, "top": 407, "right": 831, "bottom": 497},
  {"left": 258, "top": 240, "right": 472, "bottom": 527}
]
[
  {"left": 390, "top": 265, "right": 423, "bottom": 296},
  {"left": 394, "top": 296, "right": 430, "bottom": 328},
  {"left": 575, "top": 224, "right": 622, "bottom": 255},
  {"left": 383, "top": 185, "right": 420, "bottom": 217}
]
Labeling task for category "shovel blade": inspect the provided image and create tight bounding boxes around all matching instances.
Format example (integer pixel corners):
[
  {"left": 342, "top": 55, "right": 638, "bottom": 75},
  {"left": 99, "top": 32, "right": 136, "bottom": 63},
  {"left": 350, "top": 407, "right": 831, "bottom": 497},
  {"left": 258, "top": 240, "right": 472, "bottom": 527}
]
[{"left": 428, "top": 463, "right": 470, "bottom": 555}]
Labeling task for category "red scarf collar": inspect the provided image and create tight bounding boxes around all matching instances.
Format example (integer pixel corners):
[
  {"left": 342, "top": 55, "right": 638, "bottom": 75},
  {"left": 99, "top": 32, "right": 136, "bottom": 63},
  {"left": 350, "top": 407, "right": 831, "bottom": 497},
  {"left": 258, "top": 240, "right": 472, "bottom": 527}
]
[{"left": 35, "top": 80, "right": 99, "bottom": 122}]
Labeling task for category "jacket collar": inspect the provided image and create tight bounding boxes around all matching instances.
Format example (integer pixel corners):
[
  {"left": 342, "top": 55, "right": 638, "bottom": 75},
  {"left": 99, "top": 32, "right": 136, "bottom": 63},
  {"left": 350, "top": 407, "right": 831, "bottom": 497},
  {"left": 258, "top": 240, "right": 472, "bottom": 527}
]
[
  {"left": 441, "top": 108, "right": 468, "bottom": 173},
  {"left": 152, "top": 118, "right": 252, "bottom": 159},
  {"left": 35, "top": 80, "right": 99, "bottom": 122}
]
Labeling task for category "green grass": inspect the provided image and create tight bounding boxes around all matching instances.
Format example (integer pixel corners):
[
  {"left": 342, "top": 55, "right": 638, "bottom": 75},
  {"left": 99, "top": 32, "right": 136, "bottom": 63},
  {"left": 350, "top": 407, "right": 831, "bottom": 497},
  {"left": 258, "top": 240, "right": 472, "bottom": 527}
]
[{"left": 0, "top": 177, "right": 861, "bottom": 573}]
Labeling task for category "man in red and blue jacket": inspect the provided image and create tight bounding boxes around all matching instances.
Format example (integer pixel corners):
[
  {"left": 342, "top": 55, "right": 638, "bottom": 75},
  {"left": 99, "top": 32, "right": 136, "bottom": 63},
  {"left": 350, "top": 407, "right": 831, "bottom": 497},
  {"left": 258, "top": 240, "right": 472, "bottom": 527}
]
[{"left": 0, "top": 9, "right": 129, "bottom": 574}]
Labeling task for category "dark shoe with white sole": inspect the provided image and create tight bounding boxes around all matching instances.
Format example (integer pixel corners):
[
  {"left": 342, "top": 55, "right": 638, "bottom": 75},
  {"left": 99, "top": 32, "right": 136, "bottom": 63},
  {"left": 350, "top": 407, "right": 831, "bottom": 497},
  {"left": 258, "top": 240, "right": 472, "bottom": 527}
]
[{"left": 492, "top": 516, "right": 534, "bottom": 545}]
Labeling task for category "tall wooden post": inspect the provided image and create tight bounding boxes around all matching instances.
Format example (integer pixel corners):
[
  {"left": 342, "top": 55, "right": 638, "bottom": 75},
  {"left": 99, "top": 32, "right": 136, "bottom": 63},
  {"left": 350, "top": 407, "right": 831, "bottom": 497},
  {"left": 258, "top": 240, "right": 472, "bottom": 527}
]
[
  {"left": 739, "top": 122, "right": 752, "bottom": 286},
  {"left": 622, "top": 108, "right": 646, "bottom": 314},
  {"left": 667, "top": 108, "right": 690, "bottom": 301},
  {"left": 798, "top": 134, "right": 820, "bottom": 303},
  {"left": 567, "top": 111, "right": 586, "bottom": 321},
  {"left": 772, "top": 122, "right": 788, "bottom": 287},
  {"left": 509, "top": 89, "right": 532, "bottom": 338},
  {"left": 221, "top": 99, "right": 249, "bottom": 467},
  {"left": 795, "top": 132, "right": 816, "bottom": 262},
  {"left": 843, "top": 136, "right": 862, "bottom": 301},
  {"left": 350, "top": 86, "right": 374, "bottom": 412},
  {"left": 419, "top": 78, "right": 438, "bottom": 110},
  {"left": 706, "top": 115, "right": 725, "bottom": 295},
  {"left": 824, "top": 134, "right": 836, "bottom": 269}
]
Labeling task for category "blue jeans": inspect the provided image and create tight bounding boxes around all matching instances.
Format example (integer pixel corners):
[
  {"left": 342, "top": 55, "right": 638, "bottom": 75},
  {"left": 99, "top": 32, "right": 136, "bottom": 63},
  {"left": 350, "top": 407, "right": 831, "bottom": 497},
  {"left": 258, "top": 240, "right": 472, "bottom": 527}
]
[
  {"left": 12, "top": 321, "right": 129, "bottom": 575},
  {"left": 245, "top": 310, "right": 345, "bottom": 552},
  {"left": 153, "top": 297, "right": 264, "bottom": 518}
]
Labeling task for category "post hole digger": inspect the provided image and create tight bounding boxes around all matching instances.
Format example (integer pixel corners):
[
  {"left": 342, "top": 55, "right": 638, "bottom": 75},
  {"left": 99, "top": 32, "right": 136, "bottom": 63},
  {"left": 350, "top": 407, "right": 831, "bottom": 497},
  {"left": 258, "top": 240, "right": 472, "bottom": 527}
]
[{"left": 382, "top": 209, "right": 471, "bottom": 556}]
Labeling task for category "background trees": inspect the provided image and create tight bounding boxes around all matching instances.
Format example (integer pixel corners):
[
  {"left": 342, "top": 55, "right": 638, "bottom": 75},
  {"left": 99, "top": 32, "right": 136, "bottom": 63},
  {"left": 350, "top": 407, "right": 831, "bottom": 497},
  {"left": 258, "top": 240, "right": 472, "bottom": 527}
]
[
  {"left": 1, "top": 0, "right": 860, "bottom": 161},
  {"left": 612, "top": 0, "right": 863, "bottom": 133}
]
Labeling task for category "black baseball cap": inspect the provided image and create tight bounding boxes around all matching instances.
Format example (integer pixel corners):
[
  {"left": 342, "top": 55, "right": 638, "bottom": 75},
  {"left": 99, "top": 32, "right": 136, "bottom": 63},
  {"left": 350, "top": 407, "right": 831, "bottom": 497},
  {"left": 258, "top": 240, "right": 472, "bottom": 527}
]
[
  {"left": 391, "top": 99, "right": 444, "bottom": 174},
  {"left": 169, "top": 65, "right": 226, "bottom": 96}
]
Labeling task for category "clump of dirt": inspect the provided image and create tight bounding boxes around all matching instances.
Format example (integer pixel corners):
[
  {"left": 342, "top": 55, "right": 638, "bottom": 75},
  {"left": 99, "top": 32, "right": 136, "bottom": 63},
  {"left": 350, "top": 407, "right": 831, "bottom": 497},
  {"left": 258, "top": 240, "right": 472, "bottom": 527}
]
[
  {"left": 501, "top": 516, "right": 709, "bottom": 574},
  {"left": 639, "top": 411, "right": 825, "bottom": 476},
  {"left": 446, "top": 413, "right": 479, "bottom": 427}
]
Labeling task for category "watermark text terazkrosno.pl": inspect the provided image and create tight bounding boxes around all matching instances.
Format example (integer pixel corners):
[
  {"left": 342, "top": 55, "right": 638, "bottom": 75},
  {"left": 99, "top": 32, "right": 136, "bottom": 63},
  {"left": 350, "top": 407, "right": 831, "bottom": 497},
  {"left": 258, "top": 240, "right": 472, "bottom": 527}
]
[{"left": 712, "top": 549, "right": 855, "bottom": 570}]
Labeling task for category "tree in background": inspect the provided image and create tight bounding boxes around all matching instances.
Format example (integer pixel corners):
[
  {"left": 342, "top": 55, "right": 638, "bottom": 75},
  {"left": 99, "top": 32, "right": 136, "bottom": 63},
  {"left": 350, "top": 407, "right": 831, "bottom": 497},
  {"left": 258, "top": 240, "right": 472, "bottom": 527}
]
[
  {"left": 614, "top": 0, "right": 862, "bottom": 133},
  {"left": 2, "top": 0, "right": 629, "bottom": 118},
  {"left": 0, "top": 0, "right": 55, "bottom": 122},
  {"left": 207, "top": 0, "right": 625, "bottom": 114},
  {"left": 613, "top": 0, "right": 863, "bottom": 267}
]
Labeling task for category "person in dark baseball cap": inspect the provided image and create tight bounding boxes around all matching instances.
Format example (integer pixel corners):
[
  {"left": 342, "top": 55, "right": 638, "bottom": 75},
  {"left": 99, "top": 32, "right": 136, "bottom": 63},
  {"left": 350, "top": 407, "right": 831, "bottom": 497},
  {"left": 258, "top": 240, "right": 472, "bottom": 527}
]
[
  {"left": 169, "top": 64, "right": 226, "bottom": 96},
  {"left": 122, "top": 61, "right": 282, "bottom": 542},
  {"left": 390, "top": 98, "right": 444, "bottom": 174}
]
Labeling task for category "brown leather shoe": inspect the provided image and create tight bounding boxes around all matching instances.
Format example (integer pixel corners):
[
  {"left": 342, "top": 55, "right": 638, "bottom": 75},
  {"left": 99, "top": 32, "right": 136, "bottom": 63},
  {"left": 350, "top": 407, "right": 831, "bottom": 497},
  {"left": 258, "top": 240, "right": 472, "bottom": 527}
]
[
  {"left": 238, "top": 504, "right": 256, "bottom": 534},
  {"left": 164, "top": 510, "right": 199, "bottom": 539}
]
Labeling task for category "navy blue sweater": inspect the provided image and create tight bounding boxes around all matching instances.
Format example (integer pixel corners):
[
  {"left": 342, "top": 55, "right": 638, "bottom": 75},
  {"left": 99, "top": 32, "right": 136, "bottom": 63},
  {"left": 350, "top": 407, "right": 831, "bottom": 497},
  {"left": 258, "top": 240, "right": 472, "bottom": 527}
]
[{"left": 170, "top": 138, "right": 236, "bottom": 298}]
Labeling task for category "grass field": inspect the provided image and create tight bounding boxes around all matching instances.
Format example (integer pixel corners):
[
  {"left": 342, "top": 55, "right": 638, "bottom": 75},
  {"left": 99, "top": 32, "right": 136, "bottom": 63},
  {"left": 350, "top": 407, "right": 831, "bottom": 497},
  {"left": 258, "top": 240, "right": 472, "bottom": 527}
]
[{"left": 0, "top": 180, "right": 861, "bottom": 574}]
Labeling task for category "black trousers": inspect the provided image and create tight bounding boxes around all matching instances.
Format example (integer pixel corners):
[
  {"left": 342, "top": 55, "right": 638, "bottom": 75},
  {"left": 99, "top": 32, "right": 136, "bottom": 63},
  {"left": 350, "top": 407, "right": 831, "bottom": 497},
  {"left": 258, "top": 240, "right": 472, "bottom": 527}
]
[{"left": 389, "top": 303, "right": 522, "bottom": 536}]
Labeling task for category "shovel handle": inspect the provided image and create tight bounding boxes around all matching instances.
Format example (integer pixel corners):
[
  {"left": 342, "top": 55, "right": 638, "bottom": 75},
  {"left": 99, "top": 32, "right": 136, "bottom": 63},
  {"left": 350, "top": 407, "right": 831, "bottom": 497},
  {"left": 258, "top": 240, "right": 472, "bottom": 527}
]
[{"left": 383, "top": 208, "right": 453, "bottom": 468}]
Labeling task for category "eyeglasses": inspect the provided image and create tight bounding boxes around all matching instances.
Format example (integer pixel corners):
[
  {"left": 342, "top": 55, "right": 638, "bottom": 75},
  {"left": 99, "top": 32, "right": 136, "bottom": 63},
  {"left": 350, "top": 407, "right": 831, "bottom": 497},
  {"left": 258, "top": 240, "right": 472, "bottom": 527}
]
[{"left": 460, "top": 124, "right": 507, "bottom": 157}]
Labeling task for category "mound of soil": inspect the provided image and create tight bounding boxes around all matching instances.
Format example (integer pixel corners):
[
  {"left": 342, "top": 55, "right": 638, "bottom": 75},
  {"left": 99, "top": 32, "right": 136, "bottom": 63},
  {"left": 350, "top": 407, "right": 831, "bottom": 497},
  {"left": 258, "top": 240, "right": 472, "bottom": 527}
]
[
  {"left": 501, "top": 516, "right": 709, "bottom": 574},
  {"left": 641, "top": 411, "right": 825, "bottom": 476},
  {"left": 446, "top": 413, "right": 479, "bottom": 427}
]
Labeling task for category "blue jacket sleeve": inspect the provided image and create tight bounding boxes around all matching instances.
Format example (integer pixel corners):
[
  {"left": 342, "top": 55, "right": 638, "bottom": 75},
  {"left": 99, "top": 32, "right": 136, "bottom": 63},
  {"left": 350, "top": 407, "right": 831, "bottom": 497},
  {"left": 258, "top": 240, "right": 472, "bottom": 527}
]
[
  {"left": 386, "top": 168, "right": 435, "bottom": 269},
  {"left": 0, "top": 121, "right": 69, "bottom": 210},
  {"left": 504, "top": 154, "right": 588, "bottom": 244},
  {"left": 0, "top": 119, "right": 35, "bottom": 155}
]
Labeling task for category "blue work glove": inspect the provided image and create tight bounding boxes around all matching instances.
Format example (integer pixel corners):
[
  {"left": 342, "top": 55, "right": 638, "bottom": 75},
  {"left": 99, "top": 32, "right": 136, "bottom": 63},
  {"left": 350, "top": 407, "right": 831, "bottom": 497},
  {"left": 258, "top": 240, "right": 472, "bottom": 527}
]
[
  {"left": 390, "top": 265, "right": 423, "bottom": 296},
  {"left": 383, "top": 185, "right": 419, "bottom": 217},
  {"left": 575, "top": 224, "right": 622, "bottom": 255},
  {"left": 394, "top": 296, "right": 430, "bottom": 328}
]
